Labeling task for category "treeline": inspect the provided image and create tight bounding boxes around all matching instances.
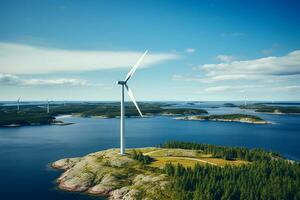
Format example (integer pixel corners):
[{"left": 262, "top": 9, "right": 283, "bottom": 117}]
[
  {"left": 131, "top": 150, "right": 153, "bottom": 164},
  {"left": 207, "top": 114, "right": 263, "bottom": 121},
  {"left": 0, "top": 102, "right": 208, "bottom": 123},
  {"left": 255, "top": 106, "right": 300, "bottom": 114},
  {"left": 161, "top": 108, "right": 208, "bottom": 115},
  {"left": 195, "top": 114, "right": 264, "bottom": 122},
  {"left": 239, "top": 104, "right": 300, "bottom": 114},
  {"left": 163, "top": 160, "right": 300, "bottom": 200},
  {"left": 0, "top": 111, "right": 55, "bottom": 126},
  {"left": 160, "top": 141, "right": 281, "bottom": 161}
]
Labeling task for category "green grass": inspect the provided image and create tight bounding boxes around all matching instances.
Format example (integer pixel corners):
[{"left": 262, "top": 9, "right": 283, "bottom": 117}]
[
  {"left": 144, "top": 148, "right": 250, "bottom": 169},
  {"left": 149, "top": 157, "right": 202, "bottom": 168}
]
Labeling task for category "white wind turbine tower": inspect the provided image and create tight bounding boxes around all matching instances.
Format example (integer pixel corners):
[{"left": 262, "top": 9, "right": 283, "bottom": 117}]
[
  {"left": 116, "top": 50, "right": 148, "bottom": 155},
  {"left": 47, "top": 99, "right": 50, "bottom": 113},
  {"left": 17, "top": 96, "right": 21, "bottom": 111}
]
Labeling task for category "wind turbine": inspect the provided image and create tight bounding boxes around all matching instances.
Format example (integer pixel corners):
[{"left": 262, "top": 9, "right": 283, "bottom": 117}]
[
  {"left": 17, "top": 96, "right": 21, "bottom": 111},
  {"left": 116, "top": 50, "right": 148, "bottom": 155},
  {"left": 47, "top": 99, "right": 50, "bottom": 113}
]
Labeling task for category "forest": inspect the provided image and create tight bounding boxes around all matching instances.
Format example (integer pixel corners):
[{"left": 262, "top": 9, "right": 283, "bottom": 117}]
[
  {"left": 163, "top": 160, "right": 300, "bottom": 200},
  {"left": 131, "top": 149, "right": 153, "bottom": 164},
  {"left": 160, "top": 141, "right": 300, "bottom": 200},
  {"left": 240, "top": 103, "right": 300, "bottom": 114},
  {"left": 0, "top": 102, "right": 207, "bottom": 126}
]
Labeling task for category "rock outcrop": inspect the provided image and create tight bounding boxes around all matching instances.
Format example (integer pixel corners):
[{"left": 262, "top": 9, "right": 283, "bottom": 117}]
[{"left": 51, "top": 148, "right": 169, "bottom": 200}]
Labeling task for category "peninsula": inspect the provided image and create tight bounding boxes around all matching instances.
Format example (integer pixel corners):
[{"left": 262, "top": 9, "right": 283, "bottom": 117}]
[
  {"left": 51, "top": 141, "right": 299, "bottom": 200},
  {"left": 175, "top": 114, "right": 270, "bottom": 124}
]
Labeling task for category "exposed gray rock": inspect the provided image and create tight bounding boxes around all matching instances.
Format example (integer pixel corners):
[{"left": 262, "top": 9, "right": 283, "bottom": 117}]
[
  {"left": 109, "top": 187, "right": 130, "bottom": 200},
  {"left": 52, "top": 147, "right": 169, "bottom": 199}
]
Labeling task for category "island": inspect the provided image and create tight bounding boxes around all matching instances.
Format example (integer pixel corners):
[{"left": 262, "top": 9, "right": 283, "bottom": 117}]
[
  {"left": 175, "top": 114, "right": 270, "bottom": 124},
  {"left": 240, "top": 103, "right": 300, "bottom": 114},
  {"left": 223, "top": 103, "right": 237, "bottom": 107},
  {"left": 51, "top": 141, "right": 300, "bottom": 200},
  {"left": 0, "top": 102, "right": 208, "bottom": 127}
]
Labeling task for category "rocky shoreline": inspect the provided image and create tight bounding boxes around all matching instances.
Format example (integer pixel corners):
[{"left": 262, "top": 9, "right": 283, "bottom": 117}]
[
  {"left": 175, "top": 115, "right": 271, "bottom": 124},
  {"left": 51, "top": 148, "right": 169, "bottom": 200}
]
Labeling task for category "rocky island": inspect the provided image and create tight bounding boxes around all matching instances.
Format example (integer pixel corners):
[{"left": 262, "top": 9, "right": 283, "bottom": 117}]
[
  {"left": 175, "top": 114, "right": 270, "bottom": 124},
  {"left": 51, "top": 141, "right": 300, "bottom": 200},
  {"left": 51, "top": 146, "right": 249, "bottom": 199}
]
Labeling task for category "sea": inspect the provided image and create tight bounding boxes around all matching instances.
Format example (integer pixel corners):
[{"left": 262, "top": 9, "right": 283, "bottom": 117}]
[{"left": 0, "top": 101, "right": 299, "bottom": 200}]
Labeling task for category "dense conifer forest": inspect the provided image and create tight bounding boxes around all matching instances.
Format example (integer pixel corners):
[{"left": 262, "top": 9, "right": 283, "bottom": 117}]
[
  {"left": 131, "top": 149, "right": 153, "bottom": 164},
  {"left": 160, "top": 141, "right": 300, "bottom": 200},
  {"left": 0, "top": 103, "right": 207, "bottom": 126}
]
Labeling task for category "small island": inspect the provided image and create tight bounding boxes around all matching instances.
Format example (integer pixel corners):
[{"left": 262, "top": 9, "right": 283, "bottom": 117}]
[
  {"left": 175, "top": 114, "right": 270, "bottom": 124},
  {"left": 223, "top": 103, "right": 237, "bottom": 107},
  {"left": 51, "top": 141, "right": 299, "bottom": 200}
]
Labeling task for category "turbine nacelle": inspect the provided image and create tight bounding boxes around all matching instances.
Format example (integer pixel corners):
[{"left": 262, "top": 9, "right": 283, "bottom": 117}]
[{"left": 116, "top": 81, "right": 126, "bottom": 85}]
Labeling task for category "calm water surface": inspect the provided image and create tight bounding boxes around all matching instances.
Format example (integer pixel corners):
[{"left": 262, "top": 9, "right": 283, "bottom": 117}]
[{"left": 0, "top": 103, "right": 300, "bottom": 200}]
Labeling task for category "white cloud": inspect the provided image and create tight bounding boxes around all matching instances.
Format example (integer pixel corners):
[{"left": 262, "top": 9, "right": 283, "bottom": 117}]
[
  {"left": 0, "top": 42, "right": 180, "bottom": 74},
  {"left": 202, "top": 50, "right": 300, "bottom": 77},
  {"left": 185, "top": 48, "right": 196, "bottom": 53},
  {"left": 173, "top": 50, "right": 300, "bottom": 86},
  {"left": 285, "top": 85, "right": 300, "bottom": 90},
  {"left": 272, "top": 85, "right": 300, "bottom": 92},
  {"left": 216, "top": 55, "right": 235, "bottom": 62},
  {"left": 0, "top": 73, "right": 95, "bottom": 87},
  {"left": 210, "top": 74, "right": 247, "bottom": 81},
  {"left": 205, "top": 86, "right": 232, "bottom": 92},
  {"left": 204, "top": 85, "right": 254, "bottom": 92}
]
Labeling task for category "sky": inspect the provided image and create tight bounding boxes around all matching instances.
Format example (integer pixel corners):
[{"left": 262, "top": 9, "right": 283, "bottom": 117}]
[{"left": 0, "top": 0, "right": 300, "bottom": 101}]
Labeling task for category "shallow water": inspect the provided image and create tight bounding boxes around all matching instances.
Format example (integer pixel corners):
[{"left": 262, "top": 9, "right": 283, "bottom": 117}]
[{"left": 0, "top": 103, "right": 300, "bottom": 199}]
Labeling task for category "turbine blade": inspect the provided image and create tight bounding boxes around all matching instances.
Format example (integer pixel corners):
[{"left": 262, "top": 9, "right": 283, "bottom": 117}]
[
  {"left": 124, "top": 50, "right": 148, "bottom": 82},
  {"left": 17, "top": 96, "right": 21, "bottom": 102},
  {"left": 125, "top": 84, "right": 143, "bottom": 117}
]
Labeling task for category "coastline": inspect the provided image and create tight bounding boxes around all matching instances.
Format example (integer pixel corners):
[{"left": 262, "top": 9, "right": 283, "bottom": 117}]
[
  {"left": 255, "top": 111, "right": 300, "bottom": 115},
  {"left": 1, "top": 121, "right": 75, "bottom": 128},
  {"left": 175, "top": 115, "right": 271, "bottom": 124}
]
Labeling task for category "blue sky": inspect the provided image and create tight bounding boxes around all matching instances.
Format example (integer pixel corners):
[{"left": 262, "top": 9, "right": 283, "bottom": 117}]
[{"left": 0, "top": 0, "right": 300, "bottom": 101}]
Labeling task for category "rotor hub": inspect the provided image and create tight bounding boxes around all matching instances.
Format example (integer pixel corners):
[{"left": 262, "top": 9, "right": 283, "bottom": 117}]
[{"left": 116, "top": 81, "right": 126, "bottom": 85}]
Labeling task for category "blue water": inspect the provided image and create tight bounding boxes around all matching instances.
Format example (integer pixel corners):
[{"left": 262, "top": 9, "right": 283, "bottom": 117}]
[{"left": 0, "top": 103, "right": 300, "bottom": 200}]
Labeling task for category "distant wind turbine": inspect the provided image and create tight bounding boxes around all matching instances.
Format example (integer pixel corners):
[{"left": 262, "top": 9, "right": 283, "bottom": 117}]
[
  {"left": 47, "top": 99, "right": 50, "bottom": 113},
  {"left": 116, "top": 50, "right": 148, "bottom": 155},
  {"left": 17, "top": 96, "right": 21, "bottom": 111}
]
